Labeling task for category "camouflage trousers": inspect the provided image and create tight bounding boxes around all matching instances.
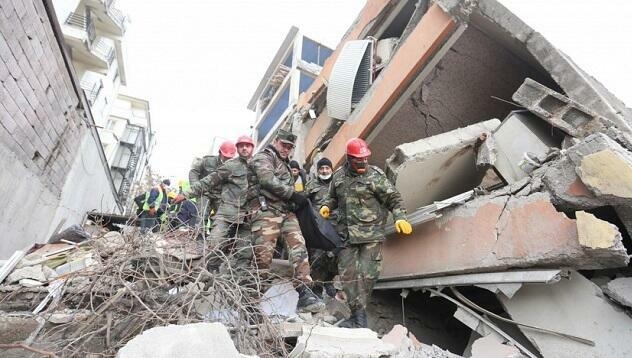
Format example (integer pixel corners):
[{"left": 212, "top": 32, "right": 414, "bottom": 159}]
[
  {"left": 250, "top": 210, "right": 312, "bottom": 287},
  {"left": 206, "top": 219, "right": 253, "bottom": 272},
  {"left": 338, "top": 241, "right": 383, "bottom": 310}
]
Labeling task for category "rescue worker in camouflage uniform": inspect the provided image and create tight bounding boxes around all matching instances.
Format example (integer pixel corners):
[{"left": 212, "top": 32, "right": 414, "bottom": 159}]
[
  {"left": 320, "top": 138, "right": 413, "bottom": 328},
  {"left": 305, "top": 157, "right": 337, "bottom": 298},
  {"left": 247, "top": 129, "right": 325, "bottom": 313},
  {"left": 188, "top": 135, "right": 255, "bottom": 271},
  {"left": 189, "top": 140, "right": 237, "bottom": 230}
]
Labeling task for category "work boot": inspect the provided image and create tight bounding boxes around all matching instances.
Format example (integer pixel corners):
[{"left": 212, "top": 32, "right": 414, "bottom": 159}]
[
  {"left": 324, "top": 282, "right": 337, "bottom": 298},
  {"left": 339, "top": 308, "right": 368, "bottom": 328},
  {"left": 355, "top": 308, "right": 368, "bottom": 328},
  {"left": 296, "top": 285, "right": 326, "bottom": 313}
]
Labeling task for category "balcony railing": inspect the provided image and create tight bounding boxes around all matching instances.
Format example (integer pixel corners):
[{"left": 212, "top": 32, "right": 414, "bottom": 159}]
[
  {"left": 92, "top": 37, "right": 116, "bottom": 65},
  {"left": 104, "top": 0, "right": 127, "bottom": 33},
  {"left": 80, "top": 78, "right": 103, "bottom": 105},
  {"left": 65, "top": 12, "right": 96, "bottom": 45}
]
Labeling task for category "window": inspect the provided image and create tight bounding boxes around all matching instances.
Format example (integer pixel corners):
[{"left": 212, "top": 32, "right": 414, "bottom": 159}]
[
  {"left": 121, "top": 126, "right": 140, "bottom": 144},
  {"left": 299, "top": 72, "right": 315, "bottom": 94},
  {"left": 301, "top": 38, "right": 333, "bottom": 66},
  {"left": 113, "top": 146, "right": 132, "bottom": 169},
  {"left": 378, "top": 0, "right": 418, "bottom": 39},
  {"left": 257, "top": 86, "right": 290, "bottom": 141}
]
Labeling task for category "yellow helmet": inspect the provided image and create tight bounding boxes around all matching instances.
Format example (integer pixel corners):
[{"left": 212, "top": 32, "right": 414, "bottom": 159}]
[{"left": 167, "top": 191, "right": 177, "bottom": 200}]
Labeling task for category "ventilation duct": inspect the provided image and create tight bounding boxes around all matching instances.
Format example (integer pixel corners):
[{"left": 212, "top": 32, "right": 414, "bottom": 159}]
[{"left": 327, "top": 40, "right": 374, "bottom": 120}]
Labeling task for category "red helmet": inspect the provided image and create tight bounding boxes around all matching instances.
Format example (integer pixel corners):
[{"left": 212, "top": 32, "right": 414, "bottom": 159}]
[
  {"left": 218, "top": 140, "right": 236, "bottom": 158},
  {"left": 236, "top": 135, "right": 255, "bottom": 147},
  {"left": 346, "top": 138, "right": 371, "bottom": 158}
]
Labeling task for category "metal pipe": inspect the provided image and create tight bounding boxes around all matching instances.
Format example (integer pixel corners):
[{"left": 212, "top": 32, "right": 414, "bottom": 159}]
[{"left": 425, "top": 287, "right": 539, "bottom": 358}]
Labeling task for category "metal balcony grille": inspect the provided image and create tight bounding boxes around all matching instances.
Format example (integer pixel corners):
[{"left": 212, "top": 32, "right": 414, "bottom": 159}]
[
  {"left": 104, "top": 0, "right": 127, "bottom": 33},
  {"left": 65, "top": 12, "right": 96, "bottom": 44},
  {"left": 92, "top": 38, "right": 116, "bottom": 65},
  {"left": 80, "top": 78, "right": 103, "bottom": 105}
]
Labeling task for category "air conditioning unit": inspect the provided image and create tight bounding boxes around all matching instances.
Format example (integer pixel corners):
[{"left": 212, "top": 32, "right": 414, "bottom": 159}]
[
  {"left": 375, "top": 37, "right": 399, "bottom": 68},
  {"left": 327, "top": 40, "right": 374, "bottom": 121}
]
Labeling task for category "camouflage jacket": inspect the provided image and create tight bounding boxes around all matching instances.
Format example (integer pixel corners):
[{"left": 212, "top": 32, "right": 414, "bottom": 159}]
[
  {"left": 189, "top": 157, "right": 249, "bottom": 223},
  {"left": 247, "top": 145, "right": 294, "bottom": 213},
  {"left": 325, "top": 164, "right": 407, "bottom": 244},
  {"left": 189, "top": 155, "right": 223, "bottom": 202},
  {"left": 305, "top": 177, "right": 331, "bottom": 209}
]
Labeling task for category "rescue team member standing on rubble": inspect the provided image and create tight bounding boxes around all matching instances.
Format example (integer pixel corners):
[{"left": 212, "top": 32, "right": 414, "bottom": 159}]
[
  {"left": 189, "top": 140, "right": 237, "bottom": 231},
  {"left": 321, "top": 138, "right": 413, "bottom": 328},
  {"left": 188, "top": 135, "right": 256, "bottom": 271},
  {"left": 305, "top": 157, "right": 338, "bottom": 298},
  {"left": 140, "top": 179, "right": 171, "bottom": 233},
  {"left": 247, "top": 129, "right": 325, "bottom": 313}
]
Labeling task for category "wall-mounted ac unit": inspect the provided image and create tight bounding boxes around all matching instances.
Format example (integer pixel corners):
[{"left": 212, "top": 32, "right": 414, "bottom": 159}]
[
  {"left": 375, "top": 37, "right": 399, "bottom": 68},
  {"left": 327, "top": 40, "right": 374, "bottom": 121}
]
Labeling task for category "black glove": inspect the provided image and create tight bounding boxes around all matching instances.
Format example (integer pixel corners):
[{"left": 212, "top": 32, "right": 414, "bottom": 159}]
[{"left": 289, "top": 192, "right": 308, "bottom": 209}]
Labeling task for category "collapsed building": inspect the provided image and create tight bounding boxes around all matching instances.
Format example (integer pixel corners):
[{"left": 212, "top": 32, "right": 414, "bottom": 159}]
[{"left": 276, "top": 0, "right": 632, "bottom": 356}]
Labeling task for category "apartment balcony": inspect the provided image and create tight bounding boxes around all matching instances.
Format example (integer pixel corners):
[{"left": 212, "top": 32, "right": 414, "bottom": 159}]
[
  {"left": 80, "top": 77, "right": 103, "bottom": 105},
  {"left": 86, "top": 0, "right": 127, "bottom": 36},
  {"left": 63, "top": 12, "right": 116, "bottom": 70}
]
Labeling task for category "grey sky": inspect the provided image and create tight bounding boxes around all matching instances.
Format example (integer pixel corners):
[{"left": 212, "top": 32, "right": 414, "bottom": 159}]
[{"left": 121, "top": 0, "right": 632, "bottom": 180}]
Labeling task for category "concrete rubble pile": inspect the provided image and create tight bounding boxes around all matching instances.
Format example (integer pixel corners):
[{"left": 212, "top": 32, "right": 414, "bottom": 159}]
[
  {"left": 374, "top": 75, "right": 632, "bottom": 358},
  {"left": 0, "top": 224, "right": 300, "bottom": 357},
  {"left": 373, "top": 72, "right": 632, "bottom": 358},
  {"left": 0, "top": 222, "right": 460, "bottom": 357}
]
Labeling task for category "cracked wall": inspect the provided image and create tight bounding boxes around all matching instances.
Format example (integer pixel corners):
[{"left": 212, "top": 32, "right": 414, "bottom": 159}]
[{"left": 369, "top": 25, "right": 557, "bottom": 166}]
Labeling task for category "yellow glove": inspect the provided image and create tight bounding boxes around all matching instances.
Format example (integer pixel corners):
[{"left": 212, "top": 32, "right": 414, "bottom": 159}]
[
  {"left": 319, "top": 206, "right": 330, "bottom": 219},
  {"left": 395, "top": 219, "right": 413, "bottom": 235}
]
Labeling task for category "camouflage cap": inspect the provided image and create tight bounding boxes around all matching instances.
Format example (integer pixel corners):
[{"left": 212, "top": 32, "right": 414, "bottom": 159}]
[{"left": 276, "top": 129, "right": 297, "bottom": 146}]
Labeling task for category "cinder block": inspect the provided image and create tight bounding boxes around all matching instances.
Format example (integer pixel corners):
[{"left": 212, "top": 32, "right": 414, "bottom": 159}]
[{"left": 512, "top": 78, "right": 603, "bottom": 137}]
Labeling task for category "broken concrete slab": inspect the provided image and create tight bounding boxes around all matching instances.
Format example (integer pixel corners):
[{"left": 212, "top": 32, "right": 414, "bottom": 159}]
[
  {"left": 386, "top": 119, "right": 500, "bottom": 211},
  {"left": 453, "top": 307, "right": 504, "bottom": 343},
  {"left": 475, "top": 283, "right": 522, "bottom": 299},
  {"left": 541, "top": 157, "right": 604, "bottom": 209},
  {"left": 0, "top": 313, "right": 40, "bottom": 344},
  {"left": 498, "top": 271, "right": 632, "bottom": 358},
  {"left": 380, "top": 192, "right": 629, "bottom": 281},
  {"left": 288, "top": 326, "right": 397, "bottom": 357},
  {"left": 46, "top": 309, "right": 91, "bottom": 324},
  {"left": 7, "top": 265, "right": 46, "bottom": 284},
  {"left": 542, "top": 132, "right": 632, "bottom": 209},
  {"left": 93, "top": 231, "right": 125, "bottom": 256},
  {"left": 381, "top": 324, "right": 463, "bottom": 358},
  {"left": 470, "top": 334, "right": 525, "bottom": 358},
  {"left": 259, "top": 282, "right": 298, "bottom": 318},
  {"left": 577, "top": 150, "right": 632, "bottom": 201},
  {"left": 614, "top": 205, "right": 632, "bottom": 239},
  {"left": 19, "top": 279, "right": 45, "bottom": 287},
  {"left": 603, "top": 277, "right": 632, "bottom": 308},
  {"left": 117, "top": 322, "right": 241, "bottom": 358},
  {"left": 566, "top": 133, "right": 632, "bottom": 205},
  {"left": 512, "top": 78, "right": 603, "bottom": 137},
  {"left": 576, "top": 211, "right": 625, "bottom": 256},
  {"left": 492, "top": 111, "right": 561, "bottom": 183}
]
